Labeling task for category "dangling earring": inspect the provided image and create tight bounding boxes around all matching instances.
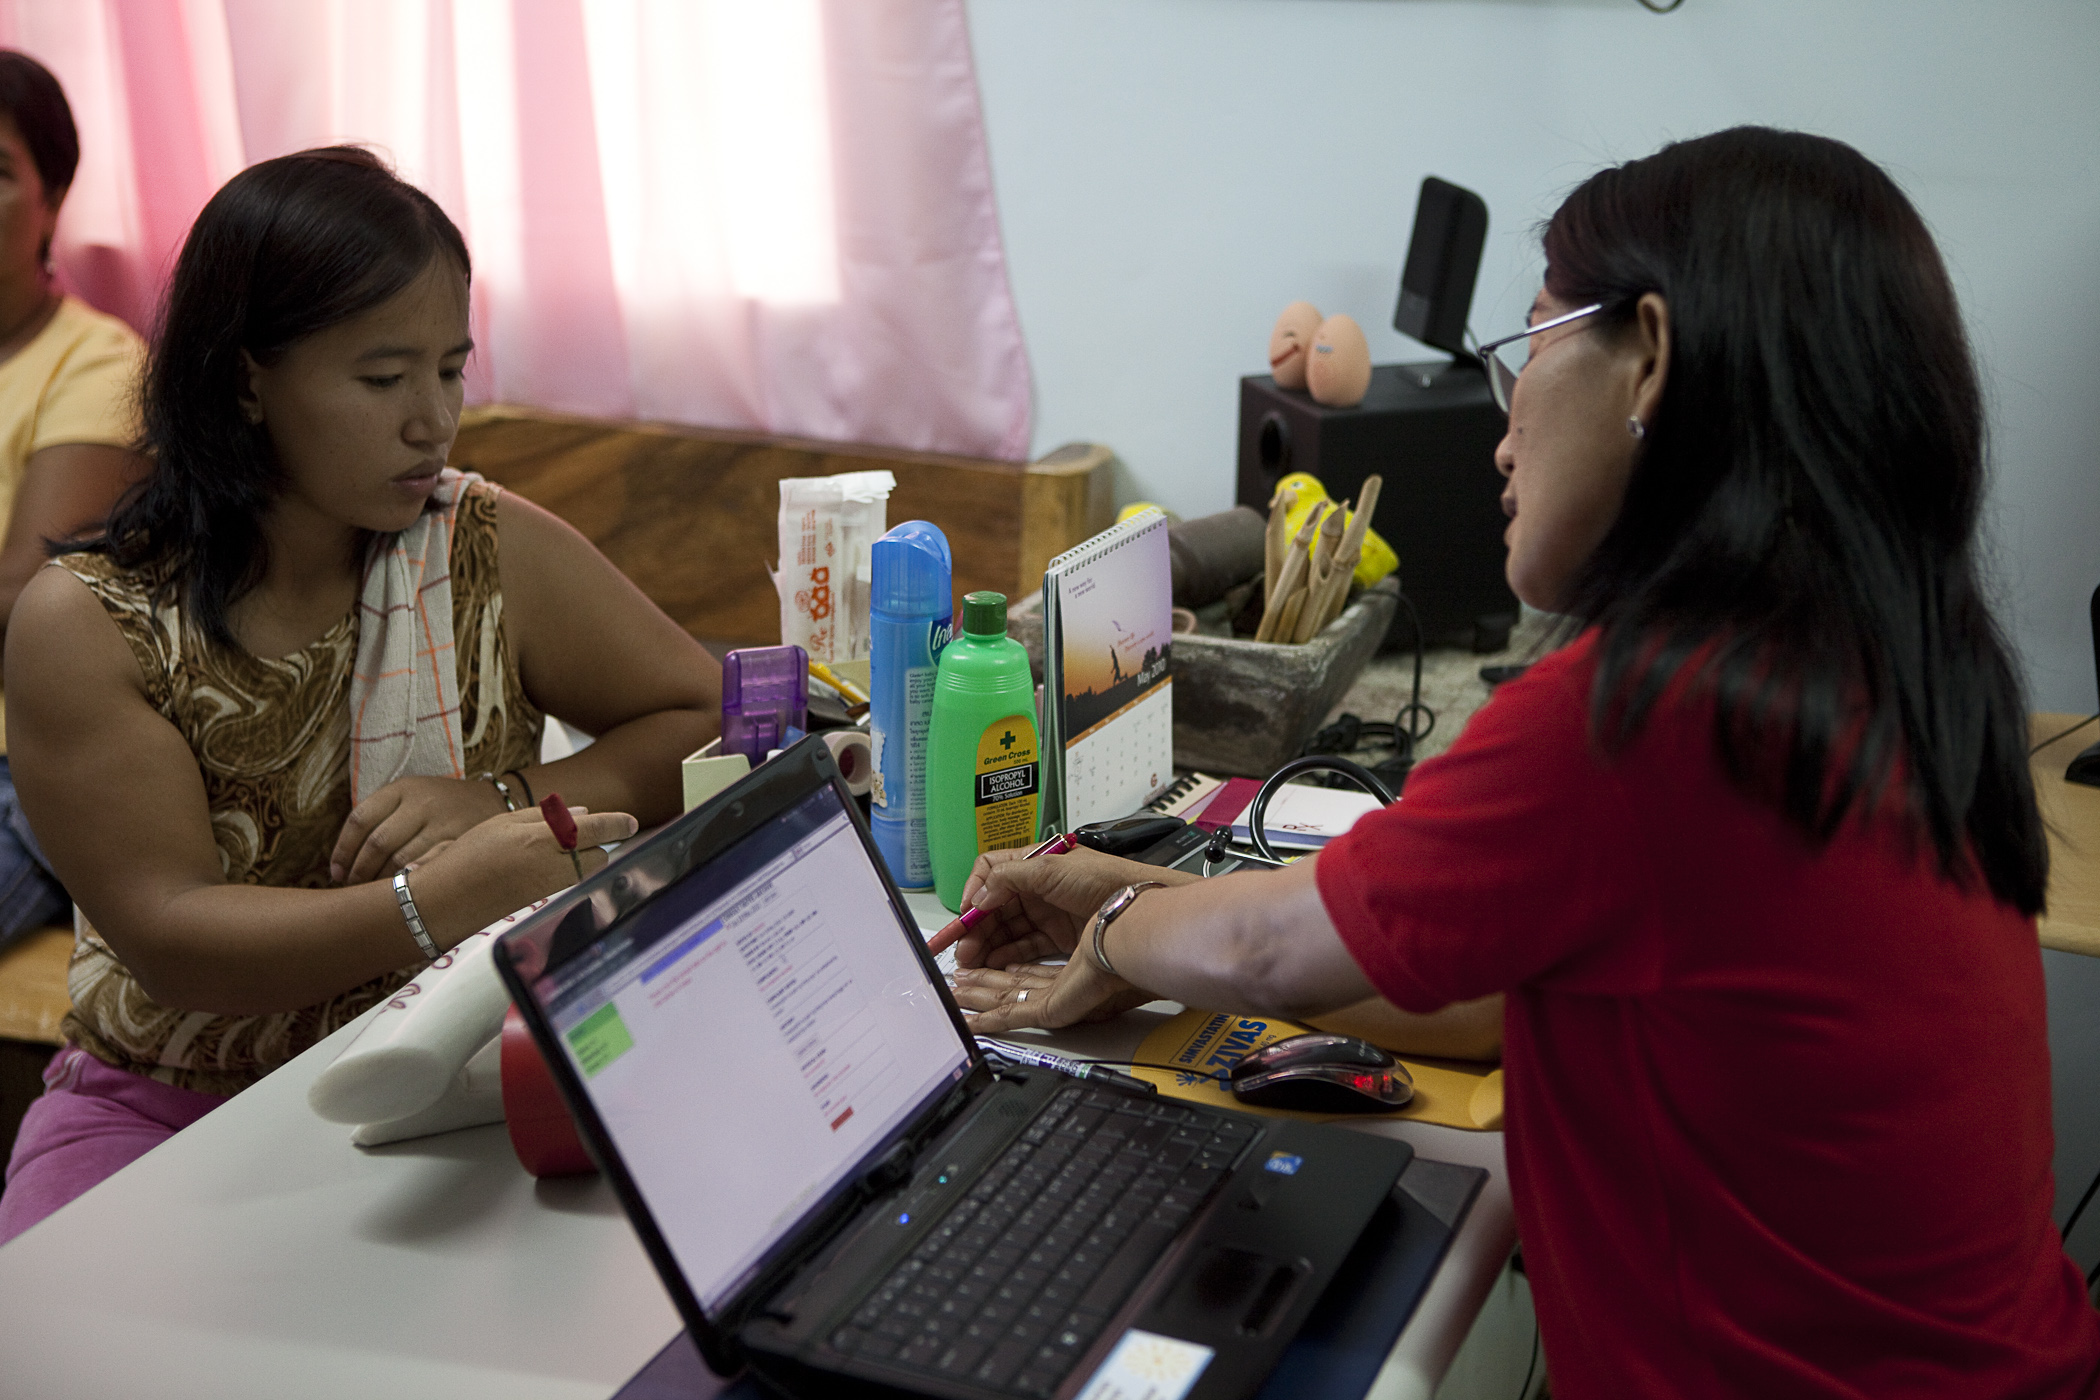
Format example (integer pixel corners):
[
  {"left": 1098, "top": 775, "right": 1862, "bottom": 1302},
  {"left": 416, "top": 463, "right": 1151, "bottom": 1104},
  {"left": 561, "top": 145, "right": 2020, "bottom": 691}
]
[{"left": 1627, "top": 417, "right": 1646, "bottom": 440}]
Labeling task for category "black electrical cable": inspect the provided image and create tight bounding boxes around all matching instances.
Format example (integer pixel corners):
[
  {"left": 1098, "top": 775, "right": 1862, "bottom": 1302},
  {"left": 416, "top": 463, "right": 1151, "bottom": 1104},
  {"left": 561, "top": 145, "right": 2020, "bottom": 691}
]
[
  {"left": 2032, "top": 713, "right": 2100, "bottom": 756},
  {"left": 1517, "top": 1311, "right": 1541, "bottom": 1400},
  {"left": 1296, "top": 589, "right": 1436, "bottom": 794},
  {"left": 1302, "top": 712, "right": 1391, "bottom": 757},
  {"left": 994, "top": 1048, "right": 1238, "bottom": 1087},
  {"left": 2063, "top": 1164, "right": 2100, "bottom": 1244},
  {"left": 1086, "top": 1059, "right": 1232, "bottom": 1084},
  {"left": 1247, "top": 755, "right": 1398, "bottom": 864},
  {"left": 1392, "top": 591, "right": 1436, "bottom": 760},
  {"left": 1200, "top": 824, "right": 1294, "bottom": 873}
]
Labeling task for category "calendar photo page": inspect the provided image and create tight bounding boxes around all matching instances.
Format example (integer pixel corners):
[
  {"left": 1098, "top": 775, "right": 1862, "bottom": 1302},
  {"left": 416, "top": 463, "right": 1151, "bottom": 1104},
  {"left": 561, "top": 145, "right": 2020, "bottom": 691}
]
[{"left": 1051, "top": 510, "right": 1174, "bottom": 829}]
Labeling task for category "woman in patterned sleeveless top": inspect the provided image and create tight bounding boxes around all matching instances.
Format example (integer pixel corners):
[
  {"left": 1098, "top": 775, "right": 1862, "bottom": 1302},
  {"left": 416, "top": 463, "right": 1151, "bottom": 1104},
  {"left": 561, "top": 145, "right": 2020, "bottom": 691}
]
[{"left": 0, "top": 148, "right": 721, "bottom": 1241}]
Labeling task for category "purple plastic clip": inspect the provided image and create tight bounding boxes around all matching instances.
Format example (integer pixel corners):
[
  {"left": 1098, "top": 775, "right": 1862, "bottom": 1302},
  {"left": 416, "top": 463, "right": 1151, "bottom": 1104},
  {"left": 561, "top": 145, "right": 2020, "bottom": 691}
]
[{"left": 721, "top": 645, "right": 810, "bottom": 767}]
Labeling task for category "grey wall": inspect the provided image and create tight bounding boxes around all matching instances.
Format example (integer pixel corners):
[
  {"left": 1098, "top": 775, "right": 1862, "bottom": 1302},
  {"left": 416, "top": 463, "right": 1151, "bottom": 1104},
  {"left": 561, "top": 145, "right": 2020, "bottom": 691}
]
[{"left": 967, "top": 0, "right": 2100, "bottom": 711}]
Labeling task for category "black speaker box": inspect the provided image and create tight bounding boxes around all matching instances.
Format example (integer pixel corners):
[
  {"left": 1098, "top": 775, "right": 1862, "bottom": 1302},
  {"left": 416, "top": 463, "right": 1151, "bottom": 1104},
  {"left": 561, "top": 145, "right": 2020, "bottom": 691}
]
[
  {"left": 1236, "top": 363, "right": 1516, "bottom": 651},
  {"left": 1394, "top": 177, "right": 1488, "bottom": 361}
]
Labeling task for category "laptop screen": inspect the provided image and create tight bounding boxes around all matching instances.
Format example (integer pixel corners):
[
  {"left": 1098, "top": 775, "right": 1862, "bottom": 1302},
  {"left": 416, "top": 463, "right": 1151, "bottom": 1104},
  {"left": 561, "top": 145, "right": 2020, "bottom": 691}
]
[{"left": 528, "top": 786, "right": 972, "bottom": 1312}]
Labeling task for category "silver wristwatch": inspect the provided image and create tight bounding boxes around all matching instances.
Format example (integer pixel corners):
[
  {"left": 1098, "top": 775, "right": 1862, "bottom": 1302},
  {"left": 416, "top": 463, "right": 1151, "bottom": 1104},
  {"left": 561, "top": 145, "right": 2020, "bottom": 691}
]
[{"left": 1089, "top": 881, "right": 1165, "bottom": 979}]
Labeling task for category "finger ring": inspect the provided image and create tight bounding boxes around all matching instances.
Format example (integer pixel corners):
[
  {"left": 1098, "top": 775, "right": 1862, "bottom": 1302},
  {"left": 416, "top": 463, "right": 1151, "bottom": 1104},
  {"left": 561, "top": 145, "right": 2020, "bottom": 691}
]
[{"left": 1016, "top": 990, "right": 1029, "bottom": 1003}]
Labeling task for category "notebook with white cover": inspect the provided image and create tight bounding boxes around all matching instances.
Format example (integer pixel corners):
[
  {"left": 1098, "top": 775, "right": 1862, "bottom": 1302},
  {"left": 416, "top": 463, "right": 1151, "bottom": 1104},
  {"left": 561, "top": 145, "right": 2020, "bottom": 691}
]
[{"left": 1228, "top": 784, "right": 1385, "bottom": 850}]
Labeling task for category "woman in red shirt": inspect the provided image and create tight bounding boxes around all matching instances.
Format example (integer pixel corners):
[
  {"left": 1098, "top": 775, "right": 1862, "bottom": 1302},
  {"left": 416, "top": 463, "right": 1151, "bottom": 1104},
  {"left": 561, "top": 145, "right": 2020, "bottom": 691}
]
[{"left": 935, "top": 127, "right": 2100, "bottom": 1397}]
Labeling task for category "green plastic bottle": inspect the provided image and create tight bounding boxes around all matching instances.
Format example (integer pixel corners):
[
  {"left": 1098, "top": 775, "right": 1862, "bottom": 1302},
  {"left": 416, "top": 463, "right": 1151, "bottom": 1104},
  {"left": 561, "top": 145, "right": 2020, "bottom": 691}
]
[{"left": 927, "top": 591, "right": 1041, "bottom": 911}]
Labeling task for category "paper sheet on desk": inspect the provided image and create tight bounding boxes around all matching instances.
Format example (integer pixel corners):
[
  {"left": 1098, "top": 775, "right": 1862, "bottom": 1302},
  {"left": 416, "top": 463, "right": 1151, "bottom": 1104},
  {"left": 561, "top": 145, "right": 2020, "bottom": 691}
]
[{"left": 1132, "top": 1009, "right": 1504, "bottom": 1131}]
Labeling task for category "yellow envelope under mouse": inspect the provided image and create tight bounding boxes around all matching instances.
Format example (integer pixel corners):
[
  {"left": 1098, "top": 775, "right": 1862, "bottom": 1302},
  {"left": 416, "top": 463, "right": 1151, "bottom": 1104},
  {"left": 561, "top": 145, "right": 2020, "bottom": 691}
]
[{"left": 1134, "top": 1008, "right": 1505, "bottom": 1132}]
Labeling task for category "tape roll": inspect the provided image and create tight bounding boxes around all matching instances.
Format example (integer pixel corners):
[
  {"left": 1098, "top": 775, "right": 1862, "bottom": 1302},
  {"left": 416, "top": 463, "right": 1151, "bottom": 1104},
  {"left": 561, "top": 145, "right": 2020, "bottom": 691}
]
[
  {"left": 823, "top": 729, "right": 873, "bottom": 797},
  {"left": 501, "top": 1004, "right": 596, "bottom": 1178}
]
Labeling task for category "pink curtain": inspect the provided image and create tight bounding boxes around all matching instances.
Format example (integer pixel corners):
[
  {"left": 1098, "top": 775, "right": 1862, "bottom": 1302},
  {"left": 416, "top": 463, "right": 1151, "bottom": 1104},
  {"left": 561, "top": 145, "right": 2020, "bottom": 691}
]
[{"left": 0, "top": 0, "right": 1032, "bottom": 461}]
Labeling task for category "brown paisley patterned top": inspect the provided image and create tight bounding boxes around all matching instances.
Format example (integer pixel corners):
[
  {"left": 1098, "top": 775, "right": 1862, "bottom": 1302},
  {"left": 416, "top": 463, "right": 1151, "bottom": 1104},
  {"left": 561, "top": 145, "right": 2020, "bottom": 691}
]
[{"left": 54, "top": 480, "right": 542, "bottom": 1095}]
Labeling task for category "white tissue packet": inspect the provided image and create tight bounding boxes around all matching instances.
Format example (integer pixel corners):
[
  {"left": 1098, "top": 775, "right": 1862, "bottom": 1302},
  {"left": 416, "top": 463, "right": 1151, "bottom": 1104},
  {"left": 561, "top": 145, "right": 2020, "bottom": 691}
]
[{"left": 774, "top": 470, "right": 894, "bottom": 663}]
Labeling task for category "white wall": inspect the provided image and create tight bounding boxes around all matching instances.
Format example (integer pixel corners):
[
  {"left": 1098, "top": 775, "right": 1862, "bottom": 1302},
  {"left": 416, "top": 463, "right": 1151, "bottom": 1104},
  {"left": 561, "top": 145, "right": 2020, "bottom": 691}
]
[{"left": 966, "top": 0, "right": 2100, "bottom": 711}]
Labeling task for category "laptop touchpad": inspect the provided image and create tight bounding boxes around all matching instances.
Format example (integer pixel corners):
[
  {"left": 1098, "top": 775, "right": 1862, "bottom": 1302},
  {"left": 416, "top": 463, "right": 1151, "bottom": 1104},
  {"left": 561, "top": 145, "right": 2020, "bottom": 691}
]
[{"left": 1162, "top": 1246, "right": 1311, "bottom": 1339}]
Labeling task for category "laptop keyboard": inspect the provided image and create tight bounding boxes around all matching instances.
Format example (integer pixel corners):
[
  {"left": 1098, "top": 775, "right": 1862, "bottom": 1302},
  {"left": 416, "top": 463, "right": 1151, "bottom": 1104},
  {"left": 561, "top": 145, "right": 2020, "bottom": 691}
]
[{"left": 828, "top": 1083, "right": 1259, "bottom": 1396}]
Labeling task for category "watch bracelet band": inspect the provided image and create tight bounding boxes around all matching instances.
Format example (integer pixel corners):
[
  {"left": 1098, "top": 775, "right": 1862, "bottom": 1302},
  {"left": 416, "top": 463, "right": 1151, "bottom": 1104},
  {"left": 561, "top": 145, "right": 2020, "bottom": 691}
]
[
  {"left": 393, "top": 869, "right": 440, "bottom": 961},
  {"left": 1090, "top": 881, "right": 1166, "bottom": 980}
]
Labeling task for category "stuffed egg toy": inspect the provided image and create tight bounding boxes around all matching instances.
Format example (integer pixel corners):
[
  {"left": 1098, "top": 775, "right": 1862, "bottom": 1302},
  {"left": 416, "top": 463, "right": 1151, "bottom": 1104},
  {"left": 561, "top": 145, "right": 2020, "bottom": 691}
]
[
  {"left": 1267, "top": 301, "right": 1323, "bottom": 391},
  {"left": 1306, "top": 312, "right": 1372, "bottom": 408}
]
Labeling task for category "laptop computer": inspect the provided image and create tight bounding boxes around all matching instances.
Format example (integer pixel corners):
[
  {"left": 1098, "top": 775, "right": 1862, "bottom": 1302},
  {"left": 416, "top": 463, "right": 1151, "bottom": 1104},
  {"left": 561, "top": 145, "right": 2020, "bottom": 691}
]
[{"left": 493, "top": 736, "right": 1412, "bottom": 1400}]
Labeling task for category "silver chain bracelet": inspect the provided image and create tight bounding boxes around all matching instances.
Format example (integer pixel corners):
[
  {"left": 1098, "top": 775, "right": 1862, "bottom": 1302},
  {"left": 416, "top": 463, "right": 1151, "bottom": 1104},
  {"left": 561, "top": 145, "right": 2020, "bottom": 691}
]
[{"left": 393, "top": 868, "right": 439, "bottom": 961}]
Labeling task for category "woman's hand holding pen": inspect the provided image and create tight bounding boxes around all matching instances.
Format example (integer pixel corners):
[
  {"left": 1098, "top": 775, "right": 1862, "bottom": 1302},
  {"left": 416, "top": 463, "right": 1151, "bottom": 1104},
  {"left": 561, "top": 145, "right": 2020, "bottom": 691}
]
[
  {"left": 930, "top": 844, "right": 1148, "bottom": 966},
  {"left": 930, "top": 844, "right": 1197, "bottom": 1033}
]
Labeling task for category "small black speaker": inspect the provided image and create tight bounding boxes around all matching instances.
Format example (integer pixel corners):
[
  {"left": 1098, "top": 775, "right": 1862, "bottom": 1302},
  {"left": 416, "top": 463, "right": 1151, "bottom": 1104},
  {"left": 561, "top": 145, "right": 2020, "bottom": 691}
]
[{"left": 1393, "top": 177, "right": 1488, "bottom": 361}]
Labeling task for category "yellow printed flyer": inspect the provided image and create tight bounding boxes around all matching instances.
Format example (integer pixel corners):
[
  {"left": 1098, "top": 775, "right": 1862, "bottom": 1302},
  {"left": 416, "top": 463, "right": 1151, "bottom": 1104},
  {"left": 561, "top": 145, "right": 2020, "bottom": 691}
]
[{"left": 1132, "top": 1009, "right": 1504, "bottom": 1132}]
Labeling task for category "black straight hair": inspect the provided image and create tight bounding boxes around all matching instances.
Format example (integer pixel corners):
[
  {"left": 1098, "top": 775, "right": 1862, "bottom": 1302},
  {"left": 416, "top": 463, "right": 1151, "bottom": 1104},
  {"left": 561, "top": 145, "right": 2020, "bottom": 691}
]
[
  {"left": 0, "top": 50, "right": 78, "bottom": 200},
  {"left": 81, "top": 146, "right": 471, "bottom": 647},
  {"left": 1546, "top": 126, "right": 2045, "bottom": 914}
]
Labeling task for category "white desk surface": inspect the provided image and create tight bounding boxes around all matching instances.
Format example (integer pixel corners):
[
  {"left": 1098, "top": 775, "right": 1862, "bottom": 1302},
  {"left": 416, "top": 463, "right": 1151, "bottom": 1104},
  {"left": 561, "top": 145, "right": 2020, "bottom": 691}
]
[{"left": 0, "top": 890, "right": 1513, "bottom": 1400}]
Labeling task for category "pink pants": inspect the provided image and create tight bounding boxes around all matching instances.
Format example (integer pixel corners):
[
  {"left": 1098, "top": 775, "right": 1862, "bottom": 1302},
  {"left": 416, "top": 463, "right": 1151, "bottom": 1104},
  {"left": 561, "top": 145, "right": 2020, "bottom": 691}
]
[{"left": 0, "top": 1044, "right": 227, "bottom": 1246}]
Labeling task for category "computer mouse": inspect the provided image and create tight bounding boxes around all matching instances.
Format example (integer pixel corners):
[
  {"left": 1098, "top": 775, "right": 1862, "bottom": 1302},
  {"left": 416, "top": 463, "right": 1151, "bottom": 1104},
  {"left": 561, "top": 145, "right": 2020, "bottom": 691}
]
[{"left": 1227, "top": 1032, "right": 1414, "bottom": 1114}]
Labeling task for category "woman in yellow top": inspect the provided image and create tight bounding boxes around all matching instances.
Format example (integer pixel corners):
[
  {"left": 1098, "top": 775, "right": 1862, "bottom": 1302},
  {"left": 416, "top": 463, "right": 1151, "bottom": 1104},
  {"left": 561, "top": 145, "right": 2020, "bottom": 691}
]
[{"left": 0, "top": 51, "right": 150, "bottom": 946}]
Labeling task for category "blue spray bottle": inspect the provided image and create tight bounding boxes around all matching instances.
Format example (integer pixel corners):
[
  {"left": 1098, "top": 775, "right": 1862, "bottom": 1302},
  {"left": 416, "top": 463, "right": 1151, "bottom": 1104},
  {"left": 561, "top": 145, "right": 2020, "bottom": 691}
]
[{"left": 869, "top": 522, "right": 952, "bottom": 888}]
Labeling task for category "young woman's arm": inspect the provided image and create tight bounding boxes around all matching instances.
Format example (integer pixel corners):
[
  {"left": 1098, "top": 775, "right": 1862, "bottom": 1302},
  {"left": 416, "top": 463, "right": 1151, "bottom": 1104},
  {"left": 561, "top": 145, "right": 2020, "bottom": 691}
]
[
  {"left": 328, "top": 492, "right": 721, "bottom": 884},
  {"left": 6, "top": 564, "right": 633, "bottom": 1014},
  {"left": 494, "top": 490, "right": 721, "bottom": 818}
]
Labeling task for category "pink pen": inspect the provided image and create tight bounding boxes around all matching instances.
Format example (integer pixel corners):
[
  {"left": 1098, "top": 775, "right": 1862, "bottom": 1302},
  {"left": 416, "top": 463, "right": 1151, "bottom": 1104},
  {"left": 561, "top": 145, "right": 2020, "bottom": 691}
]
[{"left": 954, "top": 832, "right": 1075, "bottom": 931}]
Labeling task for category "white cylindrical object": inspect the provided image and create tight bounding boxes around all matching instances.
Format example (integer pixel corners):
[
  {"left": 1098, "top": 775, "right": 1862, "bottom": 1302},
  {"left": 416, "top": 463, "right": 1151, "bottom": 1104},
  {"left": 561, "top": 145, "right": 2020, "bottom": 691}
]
[
  {"left": 349, "top": 1035, "right": 506, "bottom": 1147},
  {"left": 823, "top": 728, "right": 874, "bottom": 796},
  {"left": 307, "top": 933, "right": 511, "bottom": 1125}
]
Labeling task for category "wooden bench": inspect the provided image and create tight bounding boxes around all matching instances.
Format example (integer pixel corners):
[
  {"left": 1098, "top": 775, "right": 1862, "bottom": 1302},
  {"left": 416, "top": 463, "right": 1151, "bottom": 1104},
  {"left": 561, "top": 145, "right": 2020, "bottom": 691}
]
[
  {"left": 0, "top": 926, "right": 71, "bottom": 1163},
  {"left": 0, "top": 927, "right": 68, "bottom": 1046},
  {"left": 453, "top": 406, "right": 1116, "bottom": 646}
]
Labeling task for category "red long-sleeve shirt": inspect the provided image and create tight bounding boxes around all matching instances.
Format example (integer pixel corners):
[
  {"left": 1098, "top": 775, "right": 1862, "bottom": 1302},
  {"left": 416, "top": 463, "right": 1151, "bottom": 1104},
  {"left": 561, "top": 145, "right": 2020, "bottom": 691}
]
[{"left": 1317, "top": 631, "right": 2100, "bottom": 1398}]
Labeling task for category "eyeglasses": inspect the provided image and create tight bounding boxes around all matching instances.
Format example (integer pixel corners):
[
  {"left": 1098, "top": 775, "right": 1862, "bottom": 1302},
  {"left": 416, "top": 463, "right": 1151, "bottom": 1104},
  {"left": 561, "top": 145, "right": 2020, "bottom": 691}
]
[{"left": 1475, "top": 302, "right": 1605, "bottom": 415}]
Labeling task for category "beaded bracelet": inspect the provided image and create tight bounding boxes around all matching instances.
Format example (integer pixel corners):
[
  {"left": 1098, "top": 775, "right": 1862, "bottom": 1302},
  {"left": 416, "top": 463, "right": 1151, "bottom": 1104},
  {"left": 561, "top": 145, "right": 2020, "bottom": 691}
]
[{"left": 488, "top": 773, "right": 520, "bottom": 812}]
